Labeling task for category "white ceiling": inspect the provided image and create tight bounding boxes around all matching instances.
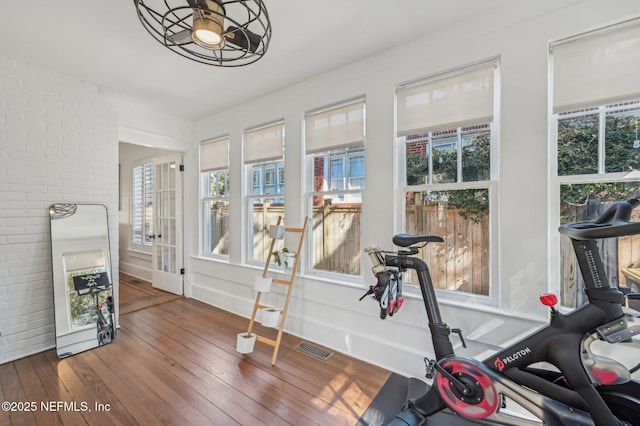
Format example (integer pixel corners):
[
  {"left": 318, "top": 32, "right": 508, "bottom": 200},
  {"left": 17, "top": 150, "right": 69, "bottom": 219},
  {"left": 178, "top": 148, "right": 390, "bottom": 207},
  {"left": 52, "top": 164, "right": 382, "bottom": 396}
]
[{"left": 0, "top": 1, "right": 578, "bottom": 121}]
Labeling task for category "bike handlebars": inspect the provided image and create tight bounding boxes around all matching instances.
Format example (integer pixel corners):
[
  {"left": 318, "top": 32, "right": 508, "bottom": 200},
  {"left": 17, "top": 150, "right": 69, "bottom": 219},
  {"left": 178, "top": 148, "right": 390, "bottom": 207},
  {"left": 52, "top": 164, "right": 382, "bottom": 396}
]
[{"left": 558, "top": 189, "right": 640, "bottom": 240}]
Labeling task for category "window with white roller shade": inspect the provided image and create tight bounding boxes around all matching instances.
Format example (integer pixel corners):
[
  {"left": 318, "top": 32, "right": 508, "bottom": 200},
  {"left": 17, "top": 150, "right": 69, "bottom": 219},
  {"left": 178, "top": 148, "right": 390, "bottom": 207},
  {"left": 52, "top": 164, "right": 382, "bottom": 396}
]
[
  {"left": 551, "top": 19, "right": 640, "bottom": 113},
  {"left": 305, "top": 99, "right": 365, "bottom": 154},
  {"left": 397, "top": 62, "right": 495, "bottom": 135}
]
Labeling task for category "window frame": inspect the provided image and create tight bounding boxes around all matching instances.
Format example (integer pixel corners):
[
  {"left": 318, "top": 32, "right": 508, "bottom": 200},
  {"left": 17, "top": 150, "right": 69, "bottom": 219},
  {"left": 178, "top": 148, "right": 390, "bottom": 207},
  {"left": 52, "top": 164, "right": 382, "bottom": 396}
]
[
  {"left": 549, "top": 20, "right": 640, "bottom": 306},
  {"left": 549, "top": 103, "right": 640, "bottom": 305},
  {"left": 200, "top": 137, "right": 231, "bottom": 259},
  {"left": 395, "top": 59, "right": 500, "bottom": 304},
  {"left": 243, "top": 120, "right": 285, "bottom": 266},
  {"left": 304, "top": 98, "right": 366, "bottom": 280},
  {"left": 245, "top": 159, "right": 286, "bottom": 266}
]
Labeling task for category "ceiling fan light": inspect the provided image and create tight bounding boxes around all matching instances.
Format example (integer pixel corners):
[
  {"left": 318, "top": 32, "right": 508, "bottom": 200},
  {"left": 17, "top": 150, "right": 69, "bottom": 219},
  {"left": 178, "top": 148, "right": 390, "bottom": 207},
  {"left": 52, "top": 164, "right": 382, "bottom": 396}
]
[
  {"left": 134, "top": 0, "right": 272, "bottom": 66},
  {"left": 191, "top": 2, "right": 225, "bottom": 49}
]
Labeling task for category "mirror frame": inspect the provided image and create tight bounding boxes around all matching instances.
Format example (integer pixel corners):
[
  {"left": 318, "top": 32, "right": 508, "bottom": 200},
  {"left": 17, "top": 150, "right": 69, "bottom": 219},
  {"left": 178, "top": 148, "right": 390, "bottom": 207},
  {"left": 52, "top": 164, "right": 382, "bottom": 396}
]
[{"left": 49, "top": 203, "right": 115, "bottom": 357}]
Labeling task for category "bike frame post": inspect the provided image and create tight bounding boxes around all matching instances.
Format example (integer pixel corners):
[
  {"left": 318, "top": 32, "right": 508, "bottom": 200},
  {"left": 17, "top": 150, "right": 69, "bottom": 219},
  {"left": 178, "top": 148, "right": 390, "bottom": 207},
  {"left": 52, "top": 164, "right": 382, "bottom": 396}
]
[{"left": 385, "top": 254, "right": 454, "bottom": 360}]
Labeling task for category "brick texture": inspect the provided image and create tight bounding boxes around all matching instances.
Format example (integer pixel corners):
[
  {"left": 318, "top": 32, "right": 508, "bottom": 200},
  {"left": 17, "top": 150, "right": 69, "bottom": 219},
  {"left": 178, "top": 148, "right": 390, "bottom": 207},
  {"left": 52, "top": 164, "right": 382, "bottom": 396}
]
[{"left": 0, "top": 56, "right": 119, "bottom": 363}]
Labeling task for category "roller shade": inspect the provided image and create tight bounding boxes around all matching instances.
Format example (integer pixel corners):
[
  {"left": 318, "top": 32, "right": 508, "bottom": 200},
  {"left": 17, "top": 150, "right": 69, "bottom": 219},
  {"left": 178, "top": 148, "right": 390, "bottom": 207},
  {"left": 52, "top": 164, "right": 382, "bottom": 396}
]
[
  {"left": 552, "top": 19, "right": 640, "bottom": 113},
  {"left": 305, "top": 99, "right": 365, "bottom": 154},
  {"left": 397, "top": 63, "right": 495, "bottom": 136},
  {"left": 244, "top": 121, "right": 284, "bottom": 164},
  {"left": 200, "top": 137, "right": 229, "bottom": 172}
]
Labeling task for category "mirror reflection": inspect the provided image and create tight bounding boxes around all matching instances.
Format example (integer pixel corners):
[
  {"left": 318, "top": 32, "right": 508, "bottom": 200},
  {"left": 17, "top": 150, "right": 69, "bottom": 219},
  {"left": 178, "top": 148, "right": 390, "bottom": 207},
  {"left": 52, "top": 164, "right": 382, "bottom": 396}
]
[{"left": 49, "top": 203, "right": 116, "bottom": 358}]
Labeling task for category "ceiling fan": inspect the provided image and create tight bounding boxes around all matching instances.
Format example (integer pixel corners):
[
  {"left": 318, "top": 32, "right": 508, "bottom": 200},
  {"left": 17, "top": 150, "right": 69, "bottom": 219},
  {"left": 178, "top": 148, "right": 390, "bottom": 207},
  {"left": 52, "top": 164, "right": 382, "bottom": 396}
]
[
  {"left": 169, "top": 0, "right": 262, "bottom": 52},
  {"left": 133, "top": 0, "right": 272, "bottom": 66}
]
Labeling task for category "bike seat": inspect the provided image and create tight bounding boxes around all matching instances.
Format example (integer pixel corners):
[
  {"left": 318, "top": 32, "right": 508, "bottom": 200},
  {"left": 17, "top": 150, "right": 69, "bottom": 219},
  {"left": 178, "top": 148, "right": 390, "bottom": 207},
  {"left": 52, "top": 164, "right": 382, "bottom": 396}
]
[{"left": 393, "top": 234, "right": 444, "bottom": 247}]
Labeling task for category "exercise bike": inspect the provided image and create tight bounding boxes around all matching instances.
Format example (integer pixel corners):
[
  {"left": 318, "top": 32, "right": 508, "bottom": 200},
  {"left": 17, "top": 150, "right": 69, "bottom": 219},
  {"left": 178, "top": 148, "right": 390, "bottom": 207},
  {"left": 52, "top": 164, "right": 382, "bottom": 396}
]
[
  {"left": 72, "top": 271, "right": 116, "bottom": 345},
  {"left": 360, "top": 192, "right": 640, "bottom": 425}
]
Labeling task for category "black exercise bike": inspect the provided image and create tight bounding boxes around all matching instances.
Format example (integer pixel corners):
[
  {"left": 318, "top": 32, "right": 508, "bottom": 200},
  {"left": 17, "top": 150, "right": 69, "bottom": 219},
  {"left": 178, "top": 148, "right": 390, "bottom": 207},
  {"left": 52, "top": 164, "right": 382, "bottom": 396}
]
[
  {"left": 72, "top": 271, "right": 116, "bottom": 345},
  {"left": 361, "top": 192, "right": 640, "bottom": 425}
]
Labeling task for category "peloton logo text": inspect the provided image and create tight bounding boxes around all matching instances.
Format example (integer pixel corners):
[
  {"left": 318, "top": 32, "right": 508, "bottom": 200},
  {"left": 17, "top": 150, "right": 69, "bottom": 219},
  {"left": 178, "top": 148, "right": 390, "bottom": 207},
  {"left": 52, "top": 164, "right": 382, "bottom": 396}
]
[{"left": 494, "top": 347, "right": 532, "bottom": 372}]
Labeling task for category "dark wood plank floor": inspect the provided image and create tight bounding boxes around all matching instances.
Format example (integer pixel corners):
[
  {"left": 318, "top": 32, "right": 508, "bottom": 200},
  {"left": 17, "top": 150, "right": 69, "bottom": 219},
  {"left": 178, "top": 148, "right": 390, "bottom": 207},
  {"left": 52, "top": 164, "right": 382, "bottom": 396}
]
[
  {"left": 118, "top": 273, "right": 183, "bottom": 315},
  {"left": 0, "top": 274, "right": 390, "bottom": 425}
]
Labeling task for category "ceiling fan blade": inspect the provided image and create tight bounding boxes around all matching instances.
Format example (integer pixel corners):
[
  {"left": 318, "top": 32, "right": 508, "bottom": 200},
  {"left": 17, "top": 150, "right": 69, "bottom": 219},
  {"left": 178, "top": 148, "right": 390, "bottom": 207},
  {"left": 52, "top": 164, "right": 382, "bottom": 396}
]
[
  {"left": 224, "top": 26, "right": 261, "bottom": 52},
  {"left": 168, "top": 29, "right": 192, "bottom": 45}
]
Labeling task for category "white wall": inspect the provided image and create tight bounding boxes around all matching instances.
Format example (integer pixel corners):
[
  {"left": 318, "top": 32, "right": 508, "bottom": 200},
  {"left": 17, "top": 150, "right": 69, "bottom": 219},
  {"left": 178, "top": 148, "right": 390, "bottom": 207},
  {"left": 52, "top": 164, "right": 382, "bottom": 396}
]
[
  {"left": 188, "top": 1, "right": 640, "bottom": 378},
  {"left": 0, "top": 56, "right": 119, "bottom": 363}
]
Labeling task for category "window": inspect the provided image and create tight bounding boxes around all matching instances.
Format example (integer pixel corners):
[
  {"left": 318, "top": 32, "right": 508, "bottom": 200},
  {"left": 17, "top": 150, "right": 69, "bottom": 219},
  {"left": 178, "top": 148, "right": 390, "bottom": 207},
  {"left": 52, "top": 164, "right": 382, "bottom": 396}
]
[
  {"left": 63, "top": 250, "right": 108, "bottom": 329},
  {"left": 244, "top": 121, "right": 285, "bottom": 263},
  {"left": 397, "top": 60, "right": 498, "bottom": 297},
  {"left": 132, "top": 161, "right": 153, "bottom": 251},
  {"left": 551, "top": 19, "right": 640, "bottom": 307},
  {"left": 200, "top": 137, "right": 230, "bottom": 257},
  {"left": 305, "top": 99, "right": 365, "bottom": 277}
]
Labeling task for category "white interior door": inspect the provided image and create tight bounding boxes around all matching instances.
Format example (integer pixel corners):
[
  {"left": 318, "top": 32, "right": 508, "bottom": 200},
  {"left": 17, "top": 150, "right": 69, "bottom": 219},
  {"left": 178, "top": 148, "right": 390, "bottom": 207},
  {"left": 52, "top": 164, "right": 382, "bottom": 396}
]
[{"left": 151, "top": 154, "right": 183, "bottom": 295}]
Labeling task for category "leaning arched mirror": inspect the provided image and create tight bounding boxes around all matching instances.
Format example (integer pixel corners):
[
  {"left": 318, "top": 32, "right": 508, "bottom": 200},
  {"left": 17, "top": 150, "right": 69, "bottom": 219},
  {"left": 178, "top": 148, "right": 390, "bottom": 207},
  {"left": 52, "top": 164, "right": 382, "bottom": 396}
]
[{"left": 49, "top": 203, "right": 116, "bottom": 358}]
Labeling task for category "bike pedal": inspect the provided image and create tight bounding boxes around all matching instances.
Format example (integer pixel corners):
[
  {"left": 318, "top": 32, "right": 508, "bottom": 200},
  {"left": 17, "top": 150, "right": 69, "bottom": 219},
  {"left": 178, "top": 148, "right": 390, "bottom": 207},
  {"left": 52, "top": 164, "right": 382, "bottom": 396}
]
[{"left": 424, "top": 357, "right": 436, "bottom": 379}]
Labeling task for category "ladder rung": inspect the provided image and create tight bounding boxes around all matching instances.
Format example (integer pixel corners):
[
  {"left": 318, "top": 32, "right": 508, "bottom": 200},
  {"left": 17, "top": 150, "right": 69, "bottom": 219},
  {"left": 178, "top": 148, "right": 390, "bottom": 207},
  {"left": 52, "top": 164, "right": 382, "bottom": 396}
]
[
  {"left": 256, "top": 304, "right": 269, "bottom": 309},
  {"left": 256, "top": 335, "right": 276, "bottom": 346},
  {"left": 285, "top": 227, "right": 304, "bottom": 233},
  {"left": 272, "top": 278, "right": 292, "bottom": 286}
]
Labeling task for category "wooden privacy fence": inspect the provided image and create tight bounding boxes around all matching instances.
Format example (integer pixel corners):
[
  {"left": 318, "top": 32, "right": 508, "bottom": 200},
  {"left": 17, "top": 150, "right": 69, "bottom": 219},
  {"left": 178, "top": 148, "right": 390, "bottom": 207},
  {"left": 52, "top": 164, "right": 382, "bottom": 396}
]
[
  {"left": 560, "top": 197, "right": 640, "bottom": 307},
  {"left": 406, "top": 204, "right": 490, "bottom": 295},
  {"left": 224, "top": 196, "right": 640, "bottom": 302},
  {"left": 220, "top": 202, "right": 490, "bottom": 290},
  {"left": 252, "top": 203, "right": 285, "bottom": 261},
  {"left": 208, "top": 205, "right": 229, "bottom": 255},
  {"left": 311, "top": 204, "right": 361, "bottom": 275},
  {"left": 250, "top": 203, "right": 362, "bottom": 274}
]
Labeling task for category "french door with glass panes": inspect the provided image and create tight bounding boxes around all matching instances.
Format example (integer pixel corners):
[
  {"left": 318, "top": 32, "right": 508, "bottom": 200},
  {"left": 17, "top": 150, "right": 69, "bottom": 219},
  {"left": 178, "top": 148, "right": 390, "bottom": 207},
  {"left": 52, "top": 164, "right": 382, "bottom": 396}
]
[{"left": 151, "top": 154, "right": 183, "bottom": 295}]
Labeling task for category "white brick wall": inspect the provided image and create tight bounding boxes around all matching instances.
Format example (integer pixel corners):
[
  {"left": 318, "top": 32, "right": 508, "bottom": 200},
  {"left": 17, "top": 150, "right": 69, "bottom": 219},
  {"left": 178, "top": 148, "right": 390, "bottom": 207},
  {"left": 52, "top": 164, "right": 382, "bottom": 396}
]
[{"left": 0, "top": 56, "right": 119, "bottom": 363}]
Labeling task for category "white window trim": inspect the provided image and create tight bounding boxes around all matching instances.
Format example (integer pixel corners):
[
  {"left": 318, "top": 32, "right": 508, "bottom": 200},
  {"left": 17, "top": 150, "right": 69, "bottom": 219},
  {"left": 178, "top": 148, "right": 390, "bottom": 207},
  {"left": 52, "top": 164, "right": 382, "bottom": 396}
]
[
  {"left": 302, "top": 186, "right": 366, "bottom": 284},
  {"left": 244, "top": 160, "right": 285, "bottom": 268},
  {"left": 200, "top": 169, "right": 230, "bottom": 260},
  {"left": 394, "top": 60, "right": 500, "bottom": 306},
  {"left": 395, "top": 179, "right": 499, "bottom": 306},
  {"left": 303, "top": 98, "right": 366, "bottom": 280}
]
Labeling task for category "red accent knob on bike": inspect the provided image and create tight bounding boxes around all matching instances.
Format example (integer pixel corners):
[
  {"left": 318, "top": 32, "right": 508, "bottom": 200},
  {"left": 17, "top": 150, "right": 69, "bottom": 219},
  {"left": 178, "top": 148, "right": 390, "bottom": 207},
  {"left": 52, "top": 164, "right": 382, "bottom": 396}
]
[{"left": 539, "top": 293, "right": 558, "bottom": 307}]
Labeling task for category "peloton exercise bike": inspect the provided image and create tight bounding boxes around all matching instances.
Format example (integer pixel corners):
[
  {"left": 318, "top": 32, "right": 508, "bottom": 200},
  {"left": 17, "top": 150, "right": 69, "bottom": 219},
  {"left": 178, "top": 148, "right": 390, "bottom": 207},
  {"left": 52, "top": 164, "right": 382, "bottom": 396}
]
[
  {"left": 361, "top": 191, "right": 640, "bottom": 425},
  {"left": 72, "top": 271, "right": 116, "bottom": 346}
]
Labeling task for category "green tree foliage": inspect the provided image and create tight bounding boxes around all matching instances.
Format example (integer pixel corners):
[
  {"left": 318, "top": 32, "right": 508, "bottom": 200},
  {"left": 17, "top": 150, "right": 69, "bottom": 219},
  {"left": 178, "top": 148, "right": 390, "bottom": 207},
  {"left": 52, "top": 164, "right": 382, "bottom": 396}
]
[
  {"left": 430, "top": 188, "right": 489, "bottom": 223},
  {"left": 558, "top": 110, "right": 640, "bottom": 176},
  {"left": 406, "top": 153, "right": 428, "bottom": 186},
  {"left": 66, "top": 270, "right": 107, "bottom": 327},
  {"left": 406, "top": 131, "right": 490, "bottom": 222},
  {"left": 462, "top": 131, "right": 490, "bottom": 181},
  {"left": 558, "top": 108, "right": 640, "bottom": 223},
  {"left": 560, "top": 182, "right": 637, "bottom": 224},
  {"left": 557, "top": 114, "right": 599, "bottom": 175},
  {"left": 605, "top": 114, "right": 640, "bottom": 172}
]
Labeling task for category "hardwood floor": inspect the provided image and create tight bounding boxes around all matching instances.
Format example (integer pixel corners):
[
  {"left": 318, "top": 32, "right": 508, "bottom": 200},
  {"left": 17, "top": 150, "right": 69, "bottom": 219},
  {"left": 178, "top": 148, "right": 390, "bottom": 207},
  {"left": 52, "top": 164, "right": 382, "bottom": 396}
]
[
  {"left": 118, "top": 273, "right": 183, "bottom": 315},
  {"left": 0, "top": 274, "right": 390, "bottom": 425}
]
